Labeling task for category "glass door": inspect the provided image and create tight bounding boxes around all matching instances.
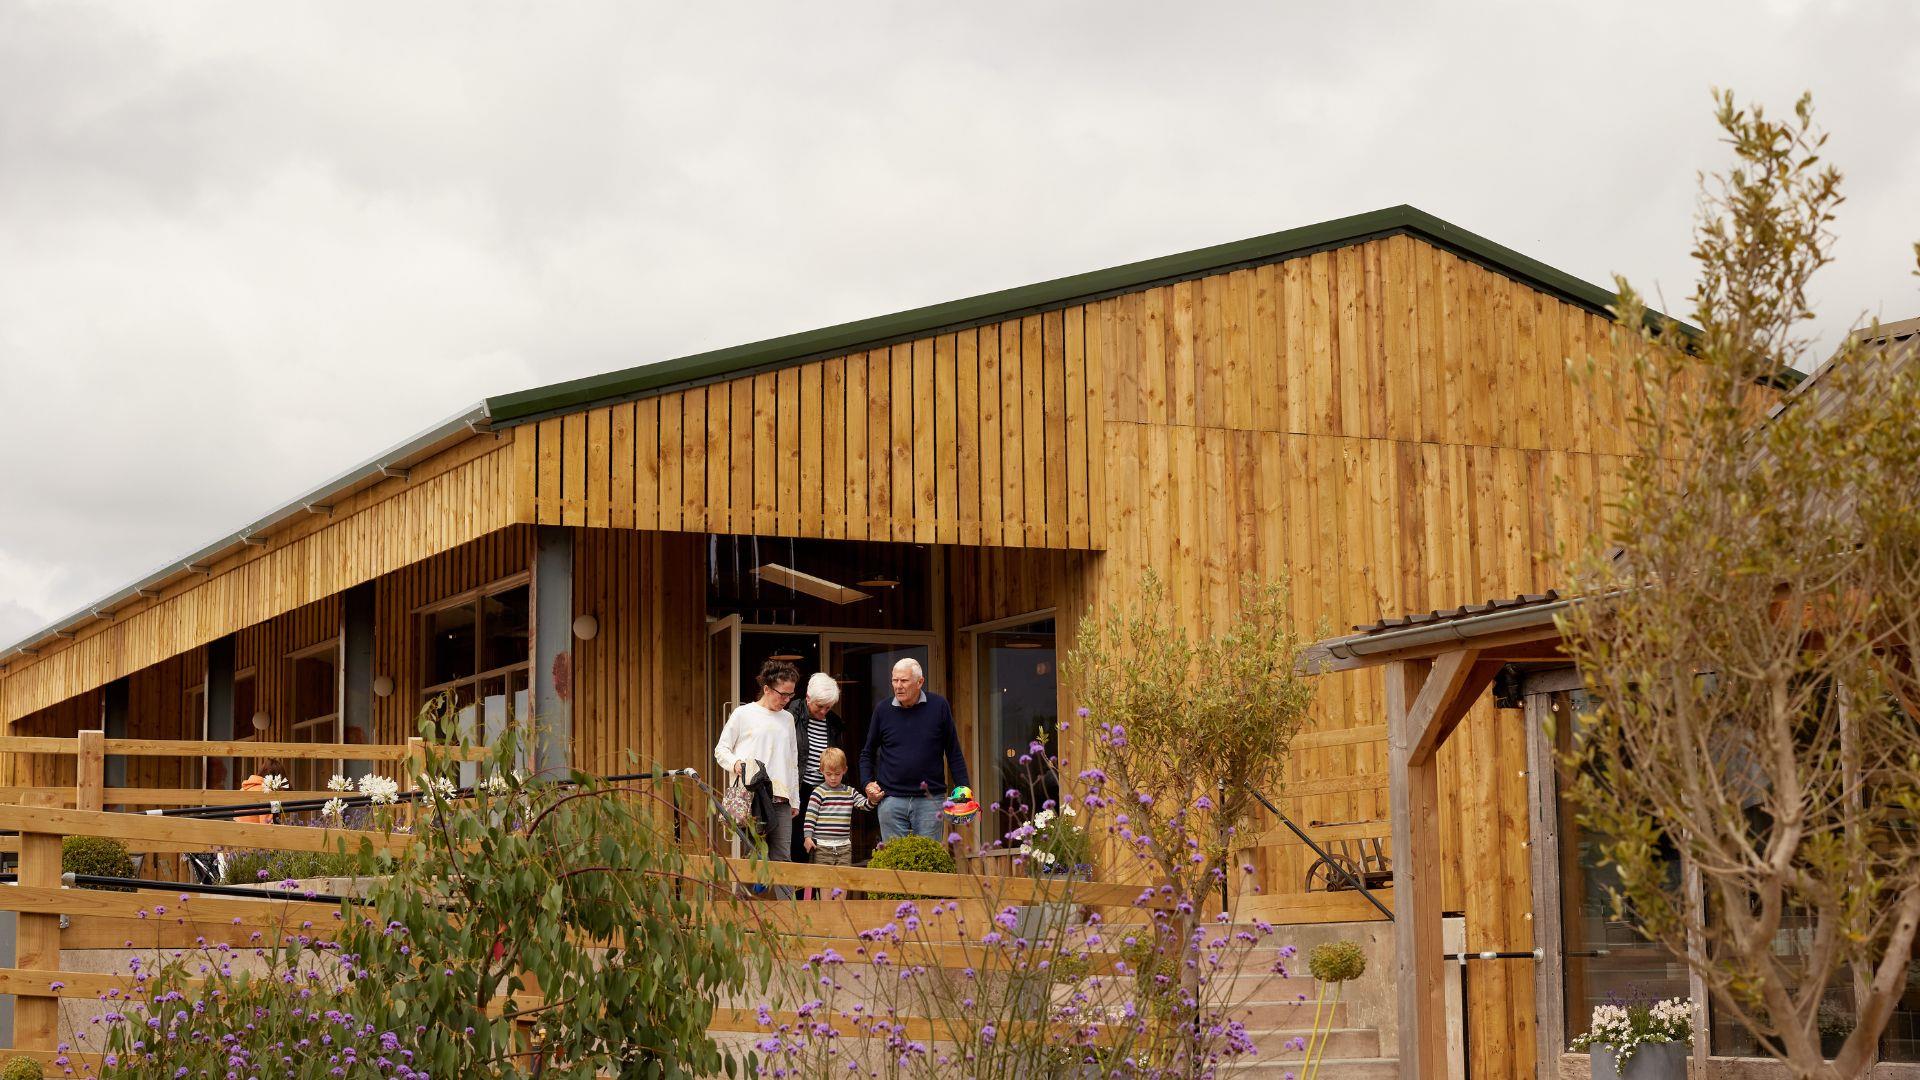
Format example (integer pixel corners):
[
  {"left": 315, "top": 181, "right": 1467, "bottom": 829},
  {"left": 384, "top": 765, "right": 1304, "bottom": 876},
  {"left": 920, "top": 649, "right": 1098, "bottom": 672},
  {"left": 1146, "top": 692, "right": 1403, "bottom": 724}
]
[
  {"left": 826, "top": 638, "right": 934, "bottom": 861},
  {"left": 706, "top": 616, "right": 742, "bottom": 795}
]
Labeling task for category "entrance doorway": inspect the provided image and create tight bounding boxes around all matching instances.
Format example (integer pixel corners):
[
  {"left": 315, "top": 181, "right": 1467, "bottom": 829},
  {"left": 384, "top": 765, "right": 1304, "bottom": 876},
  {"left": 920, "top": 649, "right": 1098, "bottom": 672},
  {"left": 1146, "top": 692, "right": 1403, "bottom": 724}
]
[{"left": 707, "top": 626, "right": 936, "bottom": 862}]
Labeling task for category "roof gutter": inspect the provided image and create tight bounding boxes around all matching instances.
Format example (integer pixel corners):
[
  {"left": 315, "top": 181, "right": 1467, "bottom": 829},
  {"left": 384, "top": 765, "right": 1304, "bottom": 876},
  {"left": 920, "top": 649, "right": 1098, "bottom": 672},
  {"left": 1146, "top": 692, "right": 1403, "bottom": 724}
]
[
  {"left": 1308, "top": 597, "right": 1573, "bottom": 669},
  {"left": 2, "top": 402, "right": 493, "bottom": 664}
]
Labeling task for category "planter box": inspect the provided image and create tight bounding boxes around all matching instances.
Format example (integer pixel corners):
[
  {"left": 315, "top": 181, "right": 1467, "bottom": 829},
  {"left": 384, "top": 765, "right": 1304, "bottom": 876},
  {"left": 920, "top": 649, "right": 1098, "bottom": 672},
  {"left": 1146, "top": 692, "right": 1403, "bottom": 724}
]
[{"left": 1591, "top": 1041, "right": 1689, "bottom": 1080}]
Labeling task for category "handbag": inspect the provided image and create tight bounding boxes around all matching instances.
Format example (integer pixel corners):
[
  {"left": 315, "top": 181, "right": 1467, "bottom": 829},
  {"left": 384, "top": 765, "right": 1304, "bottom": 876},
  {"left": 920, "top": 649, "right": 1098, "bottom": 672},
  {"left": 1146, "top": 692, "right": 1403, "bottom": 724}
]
[{"left": 721, "top": 769, "right": 754, "bottom": 828}]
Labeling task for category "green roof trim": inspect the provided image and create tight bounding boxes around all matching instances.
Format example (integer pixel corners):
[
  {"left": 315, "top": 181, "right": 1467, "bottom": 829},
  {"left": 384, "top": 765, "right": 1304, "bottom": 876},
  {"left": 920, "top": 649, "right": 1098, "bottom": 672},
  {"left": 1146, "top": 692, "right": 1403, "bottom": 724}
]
[{"left": 484, "top": 204, "right": 1711, "bottom": 425}]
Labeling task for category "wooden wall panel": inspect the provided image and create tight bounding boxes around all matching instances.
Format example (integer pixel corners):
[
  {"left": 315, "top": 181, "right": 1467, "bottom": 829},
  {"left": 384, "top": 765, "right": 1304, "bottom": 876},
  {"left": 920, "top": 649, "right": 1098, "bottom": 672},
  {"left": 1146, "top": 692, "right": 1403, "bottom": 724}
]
[
  {"left": 571, "top": 529, "right": 705, "bottom": 782},
  {"left": 520, "top": 312, "right": 1105, "bottom": 553},
  {"left": 2, "top": 437, "right": 518, "bottom": 725}
]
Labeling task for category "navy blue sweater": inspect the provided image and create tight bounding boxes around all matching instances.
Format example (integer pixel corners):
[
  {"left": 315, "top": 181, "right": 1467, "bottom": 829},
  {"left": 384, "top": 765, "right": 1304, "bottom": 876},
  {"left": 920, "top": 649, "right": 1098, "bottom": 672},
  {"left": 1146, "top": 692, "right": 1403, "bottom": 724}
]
[{"left": 860, "top": 691, "right": 970, "bottom": 798}]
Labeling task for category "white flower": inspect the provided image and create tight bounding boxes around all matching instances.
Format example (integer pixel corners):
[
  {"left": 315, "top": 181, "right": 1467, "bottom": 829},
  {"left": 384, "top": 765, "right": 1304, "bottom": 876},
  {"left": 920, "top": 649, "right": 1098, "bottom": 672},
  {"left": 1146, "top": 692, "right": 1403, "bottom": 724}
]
[
  {"left": 321, "top": 798, "right": 348, "bottom": 821},
  {"left": 269, "top": 800, "right": 283, "bottom": 815},
  {"left": 358, "top": 774, "right": 400, "bottom": 806},
  {"left": 415, "top": 774, "right": 458, "bottom": 801},
  {"left": 326, "top": 775, "right": 354, "bottom": 792},
  {"left": 1060, "top": 803, "right": 1077, "bottom": 818},
  {"left": 262, "top": 774, "right": 289, "bottom": 792},
  {"left": 482, "top": 773, "right": 512, "bottom": 796}
]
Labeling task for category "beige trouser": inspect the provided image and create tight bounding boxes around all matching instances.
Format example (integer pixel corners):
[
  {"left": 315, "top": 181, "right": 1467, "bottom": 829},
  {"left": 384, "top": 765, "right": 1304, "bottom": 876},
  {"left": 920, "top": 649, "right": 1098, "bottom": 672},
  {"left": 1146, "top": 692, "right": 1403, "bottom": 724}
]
[{"left": 812, "top": 843, "right": 853, "bottom": 867}]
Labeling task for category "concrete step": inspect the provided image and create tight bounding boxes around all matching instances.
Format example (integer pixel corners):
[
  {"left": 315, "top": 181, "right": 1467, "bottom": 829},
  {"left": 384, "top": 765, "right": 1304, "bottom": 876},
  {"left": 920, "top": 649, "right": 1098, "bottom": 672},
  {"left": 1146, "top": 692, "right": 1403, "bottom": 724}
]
[
  {"left": 1246, "top": 1026, "right": 1379, "bottom": 1058},
  {"left": 1232, "top": 998, "right": 1348, "bottom": 1028},
  {"left": 1239, "top": 1057, "right": 1399, "bottom": 1079}
]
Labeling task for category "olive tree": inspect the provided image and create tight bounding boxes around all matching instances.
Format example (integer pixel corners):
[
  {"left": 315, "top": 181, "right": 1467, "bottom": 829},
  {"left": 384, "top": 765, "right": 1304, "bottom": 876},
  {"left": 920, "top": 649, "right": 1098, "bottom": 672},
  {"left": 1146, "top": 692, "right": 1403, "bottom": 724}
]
[
  {"left": 1068, "top": 572, "right": 1316, "bottom": 1066},
  {"left": 1559, "top": 91, "right": 1920, "bottom": 1078}
]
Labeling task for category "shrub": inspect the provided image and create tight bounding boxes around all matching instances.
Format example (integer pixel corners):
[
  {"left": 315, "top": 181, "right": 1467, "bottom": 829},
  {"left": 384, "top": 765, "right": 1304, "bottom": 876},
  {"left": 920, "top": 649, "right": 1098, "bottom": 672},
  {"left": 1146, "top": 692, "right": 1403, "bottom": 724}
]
[
  {"left": 1308, "top": 940, "right": 1367, "bottom": 983},
  {"left": 61, "top": 835, "right": 134, "bottom": 887},
  {"left": 1, "top": 1057, "right": 42, "bottom": 1080},
  {"left": 222, "top": 846, "right": 359, "bottom": 886},
  {"left": 329, "top": 703, "right": 780, "bottom": 1078},
  {"left": 869, "top": 834, "right": 955, "bottom": 873},
  {"left": 865, "top": 834, "right": 957, "bottom": 899}
]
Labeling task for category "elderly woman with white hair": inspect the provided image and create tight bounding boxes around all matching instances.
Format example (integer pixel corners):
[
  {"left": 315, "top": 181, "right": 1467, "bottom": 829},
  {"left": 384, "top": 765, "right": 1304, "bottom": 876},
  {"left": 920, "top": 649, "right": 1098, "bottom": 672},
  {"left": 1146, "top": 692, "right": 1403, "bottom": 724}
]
[{"left": 786, "top": 671, "right": 847, "bottom": 865}]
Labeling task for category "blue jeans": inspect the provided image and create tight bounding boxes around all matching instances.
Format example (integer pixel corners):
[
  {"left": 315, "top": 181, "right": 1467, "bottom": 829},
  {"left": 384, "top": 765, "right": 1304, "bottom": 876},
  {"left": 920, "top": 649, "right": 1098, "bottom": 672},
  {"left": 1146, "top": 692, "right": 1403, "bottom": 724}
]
[{"left": 877, "top": 795, "right": 946, "bottom": 842}]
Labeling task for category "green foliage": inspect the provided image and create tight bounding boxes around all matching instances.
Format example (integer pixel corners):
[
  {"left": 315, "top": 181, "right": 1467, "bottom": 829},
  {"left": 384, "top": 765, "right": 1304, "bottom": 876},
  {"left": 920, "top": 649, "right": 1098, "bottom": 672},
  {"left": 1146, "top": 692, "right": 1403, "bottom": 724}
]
[
  {"left": 61, "top": 834, "right": 134, "bottom": 886},
  {"left": 1560, "top": 90, "right": 1920, "bottom": 1078},
  {"left": 866, "top": 834, "right": 956, "bottom": 897},
  {"left": 1070, "top": 572, "right": 1314, "bottom": 1005},
  {"left": 222, "top": 846, "right": 359, "bottom": 886},
  {"left": 93, "top": 886, "right": 420, "bottom": 1078},
  {"left": 0, "top": 1057, "right": 41, "bottom": 1080},
  {"left": 331, "top": 699, "right": 781, "bottom": 1078},
  {"left": 1307, "top": 940, "right": 1366, "bottom": 983}
]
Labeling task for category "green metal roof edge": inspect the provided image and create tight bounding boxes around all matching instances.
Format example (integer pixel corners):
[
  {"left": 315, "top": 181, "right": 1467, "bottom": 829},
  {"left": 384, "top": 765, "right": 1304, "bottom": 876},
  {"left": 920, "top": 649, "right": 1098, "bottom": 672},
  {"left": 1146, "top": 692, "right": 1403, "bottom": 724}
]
[{"left": 485, "top": 204, "right": 1715, "bottom": 424}]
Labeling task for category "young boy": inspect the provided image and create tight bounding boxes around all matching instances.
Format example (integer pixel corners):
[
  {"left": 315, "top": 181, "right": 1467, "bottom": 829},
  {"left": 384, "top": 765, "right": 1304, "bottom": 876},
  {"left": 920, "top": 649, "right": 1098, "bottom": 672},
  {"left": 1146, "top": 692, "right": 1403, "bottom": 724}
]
[{"left": 802, "top": 747, "right": 871, "bottom": 868}]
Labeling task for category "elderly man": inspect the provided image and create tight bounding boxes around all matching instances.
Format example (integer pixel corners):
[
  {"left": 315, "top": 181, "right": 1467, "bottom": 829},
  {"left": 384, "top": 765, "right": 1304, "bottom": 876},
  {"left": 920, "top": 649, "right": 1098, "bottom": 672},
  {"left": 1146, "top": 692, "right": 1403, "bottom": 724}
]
[{"left": 860, "top": 657, "right": 969, "bottom": 842}]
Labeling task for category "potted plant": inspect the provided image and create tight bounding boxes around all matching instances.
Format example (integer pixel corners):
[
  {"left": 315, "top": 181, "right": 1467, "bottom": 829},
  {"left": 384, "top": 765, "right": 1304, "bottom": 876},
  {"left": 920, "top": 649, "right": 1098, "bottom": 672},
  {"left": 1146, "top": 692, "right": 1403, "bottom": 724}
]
[
  {"left": 1013, "top": 803, "right": 1091, "bottom": 878},
  {"left": 1571, "top": 998, "right": 1694, "bottom": 1080}
]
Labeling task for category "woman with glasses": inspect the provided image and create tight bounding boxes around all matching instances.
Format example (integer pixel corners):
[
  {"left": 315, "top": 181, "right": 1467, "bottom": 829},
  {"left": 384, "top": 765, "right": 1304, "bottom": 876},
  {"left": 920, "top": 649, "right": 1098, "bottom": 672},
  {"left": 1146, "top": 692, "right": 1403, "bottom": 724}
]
[{"left": 714, "top": 659, "right": 803, "bottom": 877}]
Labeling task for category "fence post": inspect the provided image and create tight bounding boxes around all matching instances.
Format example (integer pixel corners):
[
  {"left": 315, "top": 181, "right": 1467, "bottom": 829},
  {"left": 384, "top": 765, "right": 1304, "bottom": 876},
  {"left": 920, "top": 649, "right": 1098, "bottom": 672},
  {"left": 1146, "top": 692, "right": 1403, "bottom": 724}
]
[
  {"left": 14, "top": 791, "right": 64, "bottom": 1053},
  {"left": 404, "top": 737, "right": 427, "bottom": 831},
  {"left": 76, "top": 729, "right": 106, "bottom": 813}
]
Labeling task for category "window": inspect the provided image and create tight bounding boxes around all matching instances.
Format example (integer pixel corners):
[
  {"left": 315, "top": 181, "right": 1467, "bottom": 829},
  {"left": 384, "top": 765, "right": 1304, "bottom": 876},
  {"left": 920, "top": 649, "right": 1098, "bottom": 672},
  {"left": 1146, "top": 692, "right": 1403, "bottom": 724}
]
[
  {"left": 1555, "top": 689, "right": 1692, "bottom": 1043},
  {"left": 1552, "top": 685, "right": 1920, "bottom": 1061},
  {"left": 976, "top": 617, "right": 1058, "bottom": 848},
  {"left": 421, "top": 579, "right": 531, "bottom": 781},
  {"left": 288, "top": 641, "right": 340, "bottom": 791}
]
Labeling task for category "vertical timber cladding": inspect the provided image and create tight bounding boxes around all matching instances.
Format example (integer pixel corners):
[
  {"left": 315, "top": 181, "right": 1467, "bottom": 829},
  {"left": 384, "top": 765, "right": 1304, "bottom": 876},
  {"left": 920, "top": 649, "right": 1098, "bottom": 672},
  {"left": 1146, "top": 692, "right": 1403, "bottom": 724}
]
[
  {"left": 0, "top": 435, "right": 519, "bottom": 726},
  {"left": 516, "top": 309, "right": 1105, "bottom": 550},
  {"left": 1088, "top": 234, "right": 1641, "bottom": 1080},
  {"left": 568, "top": 529, "right": 706, "bottom": 783}
]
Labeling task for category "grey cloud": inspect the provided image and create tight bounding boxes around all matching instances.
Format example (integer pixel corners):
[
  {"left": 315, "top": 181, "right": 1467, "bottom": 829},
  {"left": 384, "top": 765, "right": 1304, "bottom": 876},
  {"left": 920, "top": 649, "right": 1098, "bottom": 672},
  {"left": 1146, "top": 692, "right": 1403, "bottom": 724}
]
[{"left": 2, "top": 0, "right": 1917, "bottom": 645}]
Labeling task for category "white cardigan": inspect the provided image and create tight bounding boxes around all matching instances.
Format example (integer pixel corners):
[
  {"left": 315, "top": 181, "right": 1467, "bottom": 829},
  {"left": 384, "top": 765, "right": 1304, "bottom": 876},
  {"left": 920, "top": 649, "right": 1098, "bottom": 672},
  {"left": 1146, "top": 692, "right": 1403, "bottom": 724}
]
[{"left": 714, "top": 702, "right": 799, "bottom": 804}]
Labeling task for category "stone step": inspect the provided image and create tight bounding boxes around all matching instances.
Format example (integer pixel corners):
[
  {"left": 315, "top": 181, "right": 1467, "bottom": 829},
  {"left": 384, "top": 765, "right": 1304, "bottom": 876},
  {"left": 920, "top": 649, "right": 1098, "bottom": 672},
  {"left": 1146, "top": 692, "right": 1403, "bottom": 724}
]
[
  {"left": 1247, "top": 1026, "right": 1379, "bottom": 1058},
  {"left": 1232, "top": 998, "right": 1348, "bottom": 1028},
  {"left": 1238, "top": 1057, "right": 1400, "bottom": 1079}
]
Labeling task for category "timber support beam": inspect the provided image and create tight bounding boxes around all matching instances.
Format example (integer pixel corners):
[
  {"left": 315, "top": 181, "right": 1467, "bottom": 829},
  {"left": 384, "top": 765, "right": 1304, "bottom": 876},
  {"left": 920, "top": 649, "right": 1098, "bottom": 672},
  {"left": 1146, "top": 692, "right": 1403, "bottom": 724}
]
[{"left": 1388, "top": 648, "right": 1499, "bottom": 1080}]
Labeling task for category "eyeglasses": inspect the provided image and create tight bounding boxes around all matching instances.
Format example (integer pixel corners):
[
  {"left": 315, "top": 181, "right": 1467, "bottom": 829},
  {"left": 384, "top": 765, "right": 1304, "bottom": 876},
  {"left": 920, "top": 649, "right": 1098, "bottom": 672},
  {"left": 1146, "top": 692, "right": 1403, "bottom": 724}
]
[{"left": 770, "top": 687, "right": 796, "bottom": 701}]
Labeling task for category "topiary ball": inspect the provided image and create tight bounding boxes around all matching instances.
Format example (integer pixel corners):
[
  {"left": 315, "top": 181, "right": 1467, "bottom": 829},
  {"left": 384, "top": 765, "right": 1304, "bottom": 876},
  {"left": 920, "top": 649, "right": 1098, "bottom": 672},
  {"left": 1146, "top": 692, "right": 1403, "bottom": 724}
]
[
  {"left": 865, "top": 834, "right": 956, "bottom": 898},
  {"left": 2, "top": 1055, "right": 44, "bottom": 1080},
  {"left": 61, "top": 835, "right": 136, "bottom": 887},
  {"left": 1307, "top": 940, "right": 1367, "bottom": 984}
]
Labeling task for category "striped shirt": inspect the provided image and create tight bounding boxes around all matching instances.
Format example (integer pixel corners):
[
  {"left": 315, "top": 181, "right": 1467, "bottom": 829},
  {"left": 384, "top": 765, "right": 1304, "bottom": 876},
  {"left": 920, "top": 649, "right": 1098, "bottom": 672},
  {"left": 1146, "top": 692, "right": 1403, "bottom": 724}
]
[
  {"left": 803, "top": 712, "right": 831, "bottom": 787},
  {"left": 803, "top": 783, "right": 871, "bottom": 848}
]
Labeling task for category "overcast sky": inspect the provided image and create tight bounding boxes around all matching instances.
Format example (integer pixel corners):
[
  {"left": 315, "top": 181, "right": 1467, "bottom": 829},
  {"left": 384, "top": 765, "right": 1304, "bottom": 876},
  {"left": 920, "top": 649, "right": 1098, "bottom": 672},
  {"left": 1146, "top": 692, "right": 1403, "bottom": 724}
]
[{"left": 2, "top": 0, "right": 1917, "bottom": 647}]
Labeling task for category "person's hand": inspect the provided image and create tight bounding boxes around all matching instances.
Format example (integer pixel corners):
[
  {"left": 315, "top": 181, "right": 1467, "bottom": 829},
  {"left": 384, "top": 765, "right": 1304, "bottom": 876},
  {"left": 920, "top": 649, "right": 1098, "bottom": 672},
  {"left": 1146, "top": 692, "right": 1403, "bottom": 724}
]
[
  {"left": 732, "top": 761, "right": 744, "bottom": 779},
  {"left": 865, "top": 782, "right": 884, "bottom": 803},
  {"left": 791, "top": 804, "right": 801, "bottom": 817},
  {"left": 804, "top": 837, "right": 815, "bottom": 852}
]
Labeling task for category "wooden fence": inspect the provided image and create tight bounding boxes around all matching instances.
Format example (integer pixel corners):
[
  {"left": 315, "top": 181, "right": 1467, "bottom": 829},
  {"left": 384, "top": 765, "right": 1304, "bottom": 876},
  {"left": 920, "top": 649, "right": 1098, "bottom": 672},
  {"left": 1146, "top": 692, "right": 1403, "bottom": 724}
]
[{"left": 0, "top": 812, "right": 1160, "bottom": 1075}]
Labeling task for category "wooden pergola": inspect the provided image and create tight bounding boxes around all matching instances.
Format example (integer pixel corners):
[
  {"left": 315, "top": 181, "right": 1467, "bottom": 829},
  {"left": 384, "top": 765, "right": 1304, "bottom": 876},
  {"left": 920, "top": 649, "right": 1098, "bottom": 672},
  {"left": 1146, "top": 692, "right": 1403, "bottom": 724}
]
[{"left": 1305, "top": 594, "right": 1572, "bottom": 1079}]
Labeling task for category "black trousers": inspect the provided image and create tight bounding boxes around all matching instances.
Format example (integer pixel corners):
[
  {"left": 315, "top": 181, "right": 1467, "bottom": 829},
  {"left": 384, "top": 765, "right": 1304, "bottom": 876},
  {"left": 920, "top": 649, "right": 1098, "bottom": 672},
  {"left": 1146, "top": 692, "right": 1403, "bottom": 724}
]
[{"left": 789, "top": 783, "right": 819, "bottom": 861}]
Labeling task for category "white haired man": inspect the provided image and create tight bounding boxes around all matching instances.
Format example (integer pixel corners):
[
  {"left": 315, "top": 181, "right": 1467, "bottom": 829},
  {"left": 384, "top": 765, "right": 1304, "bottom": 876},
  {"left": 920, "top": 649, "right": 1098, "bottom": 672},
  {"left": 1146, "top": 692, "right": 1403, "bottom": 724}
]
[
  {"left": 859, "top": 657, "right": 969, "bottom": 842},
  {"left": 787, "top": 671, "right": 847, "bottom": 866}
]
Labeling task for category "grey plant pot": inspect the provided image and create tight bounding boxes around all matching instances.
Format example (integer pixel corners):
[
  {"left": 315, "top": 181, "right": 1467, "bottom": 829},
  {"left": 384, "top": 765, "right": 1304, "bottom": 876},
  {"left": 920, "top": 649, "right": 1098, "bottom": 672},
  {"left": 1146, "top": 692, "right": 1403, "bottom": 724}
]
[{"left": 1590, "top": 1041, "right": 1689, "bottom": 1080}]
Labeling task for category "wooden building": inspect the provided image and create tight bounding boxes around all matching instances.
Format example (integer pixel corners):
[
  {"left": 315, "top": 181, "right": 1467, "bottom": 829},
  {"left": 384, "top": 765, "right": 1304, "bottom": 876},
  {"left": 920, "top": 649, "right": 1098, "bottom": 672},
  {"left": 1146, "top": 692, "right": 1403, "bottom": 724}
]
[{"left": 1, "top": 205, "right": 1667, "bottom": 1076}]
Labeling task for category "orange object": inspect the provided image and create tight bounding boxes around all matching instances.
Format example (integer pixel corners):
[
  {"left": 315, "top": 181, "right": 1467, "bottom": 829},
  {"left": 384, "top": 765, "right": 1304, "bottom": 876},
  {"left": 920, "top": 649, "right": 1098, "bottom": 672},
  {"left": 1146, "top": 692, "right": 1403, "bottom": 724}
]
[{"left": 237, "top": 774, "right": 273, "bottom": 825}]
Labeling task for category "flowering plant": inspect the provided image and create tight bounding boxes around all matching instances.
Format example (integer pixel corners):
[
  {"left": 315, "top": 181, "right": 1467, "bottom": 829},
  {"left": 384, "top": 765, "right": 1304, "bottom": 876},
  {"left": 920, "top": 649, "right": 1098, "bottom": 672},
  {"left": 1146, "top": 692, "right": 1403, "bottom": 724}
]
[
  {"left": 1011, "top": 801, "right": 1091, "bottom": 872},
  {"left": 86, "top": 888, "right": 428, "bottom": 1079},
  {"left": 1569, "top": 998, "right": 1694, "bottom": 1063}
]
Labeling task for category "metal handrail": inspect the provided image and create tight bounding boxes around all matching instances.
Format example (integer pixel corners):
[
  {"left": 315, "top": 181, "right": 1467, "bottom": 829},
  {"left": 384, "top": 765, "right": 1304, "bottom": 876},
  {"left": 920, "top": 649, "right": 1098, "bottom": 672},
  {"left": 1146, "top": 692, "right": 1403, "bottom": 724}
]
[{"left": 1246, "top": 785, "right": 1394, "bottom": 921}]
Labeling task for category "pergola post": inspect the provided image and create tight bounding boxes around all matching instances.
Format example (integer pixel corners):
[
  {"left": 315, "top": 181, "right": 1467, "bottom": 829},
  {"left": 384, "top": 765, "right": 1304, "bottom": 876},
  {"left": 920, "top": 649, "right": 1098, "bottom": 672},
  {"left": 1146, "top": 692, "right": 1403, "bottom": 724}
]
[
  {"left": 1389, "top": 658, "right": 1447, "bottom": 1077},
  {"left": 1388, "top": 648, "right": 1500, "bottom": 1079}
]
